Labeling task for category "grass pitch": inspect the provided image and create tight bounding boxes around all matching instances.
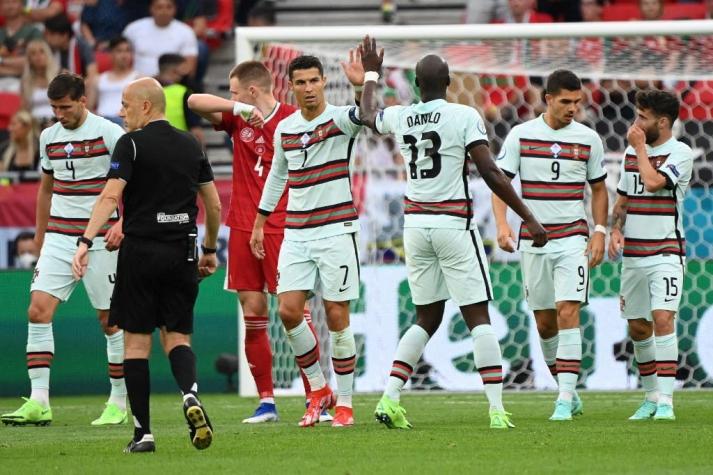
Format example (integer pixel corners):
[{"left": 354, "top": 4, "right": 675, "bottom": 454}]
[{"left": 1, "top": 391, "right": 711, "bottom": 474}]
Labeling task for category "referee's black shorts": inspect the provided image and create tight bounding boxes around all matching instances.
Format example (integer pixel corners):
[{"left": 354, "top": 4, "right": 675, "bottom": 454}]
[{"left": 109, "top": 235, "right": 198, "bottom": 334}]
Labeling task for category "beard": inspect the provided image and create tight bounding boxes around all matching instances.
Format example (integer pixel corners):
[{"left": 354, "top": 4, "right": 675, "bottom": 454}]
[{"left": 644, "top": 126, "right": 660, "bottom": 145}]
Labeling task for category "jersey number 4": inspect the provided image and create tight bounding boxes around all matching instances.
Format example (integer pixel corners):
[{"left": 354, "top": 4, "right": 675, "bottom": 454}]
[{"left": 403, "top": 131, "right": 442, "bottom": 179}]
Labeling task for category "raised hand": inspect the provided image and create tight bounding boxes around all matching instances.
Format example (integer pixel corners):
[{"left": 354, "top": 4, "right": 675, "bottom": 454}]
[
  {"left": 340, "top": 48, "right": 365, "bottom": 86},
  {"left": 359, "top": 35, "right": 384, "bottom": 73}
]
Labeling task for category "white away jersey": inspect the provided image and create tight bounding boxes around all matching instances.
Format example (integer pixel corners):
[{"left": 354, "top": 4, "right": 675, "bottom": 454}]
[
  {"left": 258, "top": 104, "right": 362, "bottom": 241},
  {"left": 617, "top": 137, "right": 692, "bottom": 268},
  {"left": 375, "top": 99, "right": 487, "bottom": 230},
  {"left": 40, "top": 112, "right": 125, "bottom": 249},
  {"left": 497, "top": 114, "right": 606, "bottom": 254}
]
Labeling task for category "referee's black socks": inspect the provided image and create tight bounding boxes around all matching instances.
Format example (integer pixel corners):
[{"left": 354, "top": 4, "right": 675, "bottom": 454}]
[
  {"left": 169, "top": 345, "right": 197, "bottom": 397},
  {"left": 124, "top": 358, "right": 151, "bottom": 440}
]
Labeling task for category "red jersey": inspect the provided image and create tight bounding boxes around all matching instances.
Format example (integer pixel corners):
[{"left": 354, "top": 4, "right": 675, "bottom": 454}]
[{"left": 216, "top": 103, "right": 295, "bottom": 234}]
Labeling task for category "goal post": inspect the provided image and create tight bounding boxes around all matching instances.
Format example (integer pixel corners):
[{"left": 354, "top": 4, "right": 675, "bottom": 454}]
[{"left": 233, "top": 21, "right": 713, "bottom": 396}]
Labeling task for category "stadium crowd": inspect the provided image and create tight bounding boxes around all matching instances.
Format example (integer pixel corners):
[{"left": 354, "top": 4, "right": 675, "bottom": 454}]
[{"left": 1, "top": 0, "right": 713, "bottom": 266}]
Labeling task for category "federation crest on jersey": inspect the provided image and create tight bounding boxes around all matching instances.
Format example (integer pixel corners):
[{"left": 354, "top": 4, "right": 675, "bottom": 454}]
[
  {"left": 240, "top": 128, "right": 255, "bottom": 142},
  {"left": 300, "top": 132, "right": 310, "bottom": 148},
  {"left": 550, "top": 142, "right": 561, "bottom": 158},
  {"left": 64, "top": 143, "right": 74, "bottom": 157},
  {"left": 654, "top": 157, "right": 665, "bottom": 169},
  {"left": 572, "top": 144, "right": 580, "bottom": 160}
]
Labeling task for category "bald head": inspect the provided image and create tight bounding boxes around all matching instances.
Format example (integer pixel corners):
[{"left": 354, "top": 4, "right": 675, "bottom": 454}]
[
  {"left": 415, "top": 55, "right": 450, "bottom": 99},
  {"left": 126, "top": 77, "right": 166, "bottom": 113},
  {"left": 120, "top": 77, "right": 167, "bottom": 131}
]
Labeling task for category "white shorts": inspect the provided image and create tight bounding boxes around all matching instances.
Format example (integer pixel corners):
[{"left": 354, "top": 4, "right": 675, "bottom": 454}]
[
  {"left": 403, "top": 227, "right": 492, "bottom": 306},
  {"left": 521, "top": 248, "right": 589, "bottom": 311},
  {"left": 620, "top": 261, "right": 684, "bottom": 320},
  {"left": 276, "top": 232, "right": 360, "bottom": 302},
  {"left": 31, "top": 236, "right": 117, "bottom": 309}
]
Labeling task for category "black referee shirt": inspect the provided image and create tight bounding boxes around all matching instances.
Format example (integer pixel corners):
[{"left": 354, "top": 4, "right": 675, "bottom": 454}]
[{"left": 107, "top": 120, "right": 214, "bottom": 241}]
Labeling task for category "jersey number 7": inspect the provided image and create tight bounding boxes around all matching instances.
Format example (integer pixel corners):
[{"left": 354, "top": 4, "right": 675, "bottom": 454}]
[{"left": 403, "top": 131, "right": 442, "bottom": 179}]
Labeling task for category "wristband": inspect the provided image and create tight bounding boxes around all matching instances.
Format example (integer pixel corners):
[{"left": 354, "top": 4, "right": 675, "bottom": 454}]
[
  {"left": 232, "top": 101, "right": 255, "bottom": 121},
  {"left": 364, "top": 71, "right": 380, "bottom": 83},
  {"left": 201, "top": 244, "right": 217, "bottom": 254},
  {"left": 77, "top": 236, "right": 94, "bottom": 248},
  {"left": 594, "top": 224, "right": 607, "bottom": 235}
]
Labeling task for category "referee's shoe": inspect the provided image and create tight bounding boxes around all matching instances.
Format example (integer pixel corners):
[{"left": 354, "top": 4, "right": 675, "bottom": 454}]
[{"left": 183, "top": 395, "right": 213, "bottom": 450}]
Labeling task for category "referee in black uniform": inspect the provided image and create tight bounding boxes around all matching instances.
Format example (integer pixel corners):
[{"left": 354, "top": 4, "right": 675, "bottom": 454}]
[{"left": 72, "top": 77, "right": 222, "bottom": 453}]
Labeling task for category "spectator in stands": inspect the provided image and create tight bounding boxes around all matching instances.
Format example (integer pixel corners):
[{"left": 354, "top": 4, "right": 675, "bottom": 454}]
[
  {"left": 640, "top": 0, "right": 664, "bottom": 21},
  {"left": 20, "top": 39, "right": 58, "bottom": 127},
  {"left": 88, "top": 36, "right": 140, "bottom": 125},
  {"left": 44, "top": 13, "right": 98, "bottom": 80},
  {"left": 12, "top": 231, "right": 39, "bottom": 269},
  {"left": 155, "top": 53, "right": 203, "bottom": 144},
  {"left": 580, "top": 0, "right": 603, "bottom": 22},
  {"left": 24, "top": 0, "right": 67, "bottom": 24},
  {"left": 80, "top": 0, "right": 131, "bottom": 51},
  {"left": 175, "top": 0, "right": 217, "bottom": 91},
  {"left": 464, "top": 0, "right": 509, "bottom": 23},
  {"left": 123, "top": 0, "right": 199, "bottom": 79},
  {"left": 0, "top": 0, "right": 44, "bottom": 86},
  {"left": 0, "top": 110, "right": 39, "bottom": 179},
  {"left": 537, "top": 0, "right": 581, "bottom": 22},
  {"left": 500, "top": 0, "right": 553, "bottom": 24},
  {"left": 247, "top": 0, "right": 276, "bottom": 26}
]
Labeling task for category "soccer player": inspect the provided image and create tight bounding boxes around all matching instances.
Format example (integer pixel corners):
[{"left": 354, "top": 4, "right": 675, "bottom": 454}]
[
  {"left": 187, "top": 61, "right": 332, "bottom": 424},
  {"left": 1, "top": 73, "right": 127, "bottom": 427},
  {"left": 358, "top": 36, "right": 547, "bottom": 429},
  {"left": 609, "top": 89, "right": 692, "bottom": 421},
  {"left": 492, "top": 70, "right": 609, "bottom": 421},
  {"left": 250, "top": 55, "right": 365, "bottom": 427}
]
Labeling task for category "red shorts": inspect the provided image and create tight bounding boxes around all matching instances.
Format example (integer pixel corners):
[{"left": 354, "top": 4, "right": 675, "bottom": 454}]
[{"left": 226, "top": 229, "right": 283, "bottom": 294}]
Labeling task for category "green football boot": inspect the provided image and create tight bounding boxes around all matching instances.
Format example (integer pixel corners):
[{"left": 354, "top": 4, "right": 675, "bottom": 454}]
[
  {"left": 571, "top": 391, "right": 584, "bottom": 416},
  {"left": 653, "top": 403, "right": 676, "bottom": 421},
  {"left": 489, "top": 409, "right": 515, "bottom": 429},
  {"left": 549, "top": 399, "right": 573, "bottom": 421},
  {"left": 374, "top": 395, "right": 412, "bottom": 429},
  {"left": 628, "top": 400, "right": 657, "bottom": 420},
  {"left": 91, "top": 403, "right": 128, "bottom": 426},
  {"left": 1, "top": 398, "right": 52, "bottom": 426}
]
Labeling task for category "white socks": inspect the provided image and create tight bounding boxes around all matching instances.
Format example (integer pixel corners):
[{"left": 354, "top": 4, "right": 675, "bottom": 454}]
[
  {"left": 330, "top": 327, "right": 357, "bottom": 408},
  {"left": 556, "top": 328, "right": 582, "bottom": 402},
  {"left": 287, "top": 319, "right": 326, "bottom": 391},
  {"left": 27, "top": 323, "right": 54, "bottom": 407},
  {"left": 106, "top": 330, "right": 127, "bottom": 411},
  {"left": 384, "top": 325, "right": 430, "bottom": 402},
  {"left": 472, "top": 324, "right": 505, "bottom": 411}
]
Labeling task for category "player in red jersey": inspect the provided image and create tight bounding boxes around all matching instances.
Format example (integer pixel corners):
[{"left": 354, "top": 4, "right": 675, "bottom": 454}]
[{"left": 188, "top": 62, "right": 330, "bottom": 424}]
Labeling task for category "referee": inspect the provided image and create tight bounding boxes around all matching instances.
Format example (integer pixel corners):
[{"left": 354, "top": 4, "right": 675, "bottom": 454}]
[{"left": 72, "top": 78, "right": 221, "bottom": 453}]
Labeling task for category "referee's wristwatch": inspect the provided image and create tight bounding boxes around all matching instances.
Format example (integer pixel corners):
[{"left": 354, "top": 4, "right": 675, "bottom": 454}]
[
  {"left": 77, "top": 236, "right": 93, "bottom": 248},
  {"left": 201, "top": 244, "right": 217, "bottom": 254}
]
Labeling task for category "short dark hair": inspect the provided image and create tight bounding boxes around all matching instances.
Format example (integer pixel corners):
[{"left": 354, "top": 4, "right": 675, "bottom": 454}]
[
  {"left": 288, "top": 55, "right": 323, "bottom": 80},
  {"left": 109, "top": 36, "right": 130, "bottom": 50},
  {"left": 47, "top": 72, "right": 86, "bottom": 100},
  {"left": 229, "top": 61, "right": 272, "bottom": 91},
  {"left": 545, "top": 69, "right": 581, "bottom": 96},
  {"left": 44, "top": 13, "right": 73, "bottom": 36},
  {"left": 158, "top": 53, "right": 185, "bottom": 72},
  {"left": 635, "top": 89, "right": 680, "bottom": 126},
  {"left": 13, "top": 231, "right": 35, "bottom": 247}
]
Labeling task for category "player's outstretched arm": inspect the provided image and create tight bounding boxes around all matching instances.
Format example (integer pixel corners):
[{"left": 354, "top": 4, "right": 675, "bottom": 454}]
[
  {"left": 187, "top": 94, "right": 264, "bottom": 128},
  {"left": 470, "top": 143, "right": 547, "bottom": 248},
  {"left": 609, "top": 195, "right": 628, "bottom": 260},
  {"left": 358, "top": 35, "right": 384, "bottom": 131}
]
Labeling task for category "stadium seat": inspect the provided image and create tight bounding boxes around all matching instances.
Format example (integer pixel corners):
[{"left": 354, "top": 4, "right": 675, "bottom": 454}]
[
  {"left": 0, "top": 92, "right": 22, "bottom": 130},
  {"left": 205, "top": 0, "right": 234, "bottom": 50}
]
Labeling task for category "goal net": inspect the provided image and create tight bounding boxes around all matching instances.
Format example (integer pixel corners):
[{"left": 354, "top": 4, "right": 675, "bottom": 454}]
[{"left": 235, "top": 21, "right": 713, "bottom": 395}]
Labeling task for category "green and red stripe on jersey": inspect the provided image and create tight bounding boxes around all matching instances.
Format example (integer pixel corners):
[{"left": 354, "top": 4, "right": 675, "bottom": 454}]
[
  {"left": 46, "top": 215, "right": 119, "bottom": 237},
  {"left": 623, "top": 237, "right": 685, "bottom": 257},
  {"left": 389, "top": 360, "right": 413, "bottom": 383},
  {"left": 285, "top": 201, "right": 358, "bottom": 230},
  {"left": 46, "top": 137, "right": 110, "bottom": 160},
  {"left": 52, "top": 177, "right": 106, "bottom": 196},
  {"left": 281, "top": 119, "right": 343, "bottom": 151},
  {"left": 627, "top": 196, "right": 676, "bottom": 216},
  {"left": 520, "top": 219, "right": 589, "bottom": 241},
  {"left": 478, "top": 365, "right": 503, "bottom": 385},
  {"left": 404, "top": 197, "right": 472, "bottom": 219},
  {"left": 332, "top": 355, "right": 356, "bottom": 375},
  {"left": 519, "top": 138, "right": 591, "bottom": 161},
  {"left": 624, "top": 154, "right": 669, "bottom": 173},
  {"left": 521, "top": 180, "right": 584, "bottom": 201},
  {"left": 26, "top": 351, "right": 53, "bottom": 369},
  {"left": 288, "top": 159, "right": 349, "bottom": 189}
]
